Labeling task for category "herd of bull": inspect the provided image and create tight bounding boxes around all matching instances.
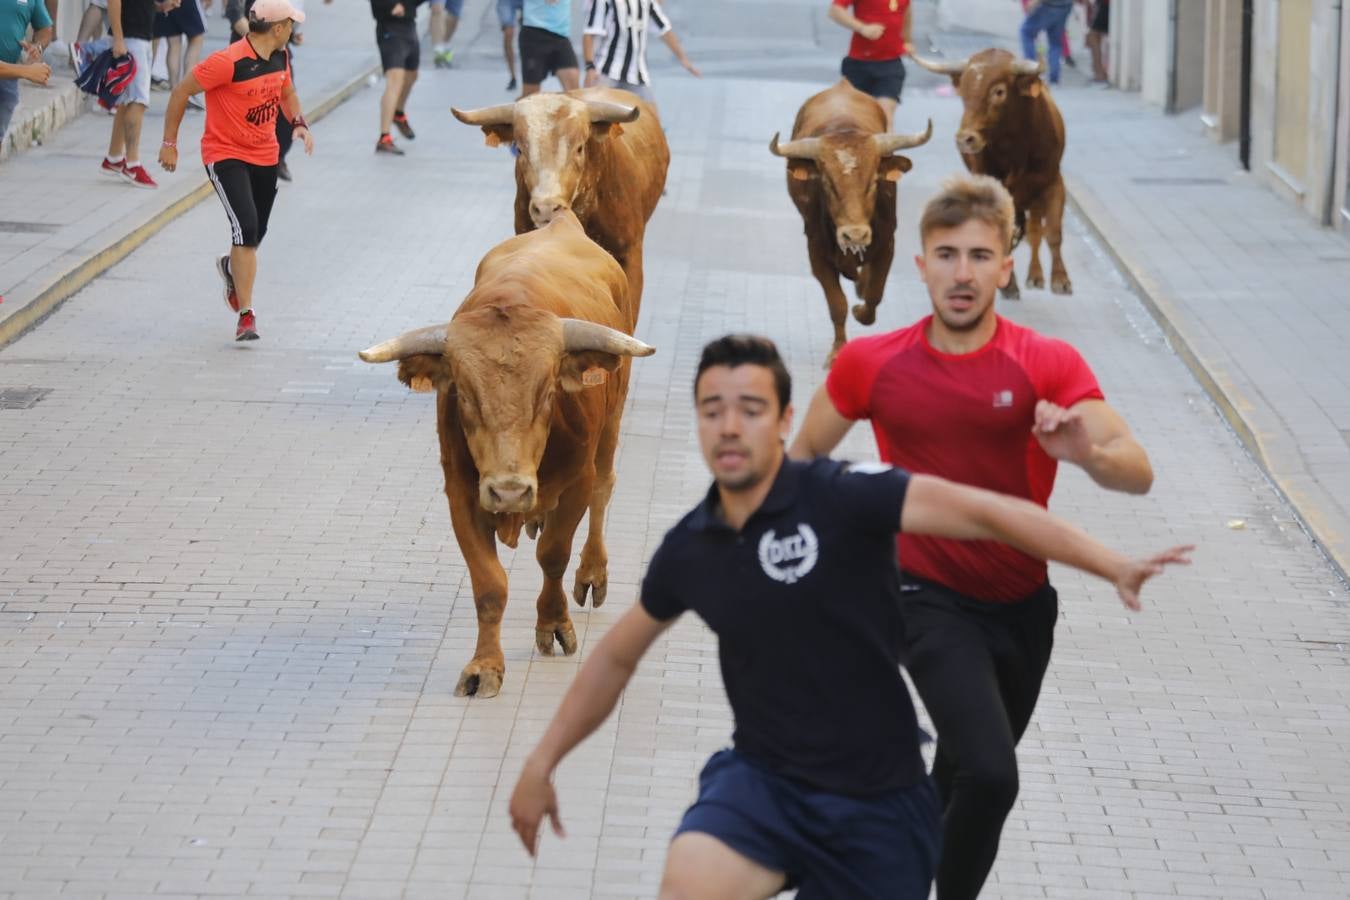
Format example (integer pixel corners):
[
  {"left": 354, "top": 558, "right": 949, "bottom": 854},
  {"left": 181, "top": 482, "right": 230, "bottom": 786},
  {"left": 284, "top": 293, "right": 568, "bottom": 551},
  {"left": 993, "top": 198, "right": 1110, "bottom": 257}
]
[{"left": 357, "top": 48, "right": 1071, "bottom": 698}]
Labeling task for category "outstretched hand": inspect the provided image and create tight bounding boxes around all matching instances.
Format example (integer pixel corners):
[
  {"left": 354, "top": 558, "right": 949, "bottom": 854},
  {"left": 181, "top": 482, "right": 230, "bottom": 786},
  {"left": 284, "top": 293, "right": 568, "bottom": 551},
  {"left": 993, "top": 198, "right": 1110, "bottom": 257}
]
[
  {"left": 509, "top": 761, "right": 565, "bottom": 857},
  {"left": 1114, "top": 545, "right": 1193, "bottom": 611},
  {"left": 1032, "top": 399, "right": 1093, "bottom": 466}
]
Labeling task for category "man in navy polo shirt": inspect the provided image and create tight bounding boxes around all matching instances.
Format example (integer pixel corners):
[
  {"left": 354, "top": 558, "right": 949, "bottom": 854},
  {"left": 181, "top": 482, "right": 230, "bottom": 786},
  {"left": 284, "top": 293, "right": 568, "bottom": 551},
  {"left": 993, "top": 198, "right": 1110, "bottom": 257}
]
[{"left": 509, "top": 335, "right": 1190, "bottom": 898}]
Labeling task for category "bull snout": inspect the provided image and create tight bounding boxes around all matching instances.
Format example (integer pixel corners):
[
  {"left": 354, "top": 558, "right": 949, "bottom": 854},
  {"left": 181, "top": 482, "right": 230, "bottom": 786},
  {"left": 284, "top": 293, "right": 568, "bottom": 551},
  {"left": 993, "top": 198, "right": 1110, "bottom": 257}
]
[
  {"left": 529, "top": 196, "right": 569, "bottom": 226},
  {"left": 836, "top": 224, "right": 873, "bottom": 255},
  {"left": 480, "top": 475, "right": 538, "bottom": 513},
  {"left": 956, "top": 130, "right": 985, "bottom": 155}
]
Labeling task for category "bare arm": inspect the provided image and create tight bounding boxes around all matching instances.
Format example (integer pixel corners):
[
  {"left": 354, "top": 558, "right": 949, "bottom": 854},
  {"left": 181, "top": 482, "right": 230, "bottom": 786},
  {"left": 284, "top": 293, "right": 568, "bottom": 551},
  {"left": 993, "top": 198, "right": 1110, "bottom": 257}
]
[
  {"left": 788, "top": 382, "right": 855, "bottom": 461},
  {"left": 828, "top": 3, "right": 883, "bottom": 39},
  {"left": 661, "top": 31, "right": 699, "bottom": 76},
  {"left": 900, "top": 474, "right": 1190, "bottom": 609},
  {"left": 107, "top": 0, "right": 124, "bottom": 50},
  {"left": 0, "top": 60, "right": 50, "bottom": 83},
  {"left": 509, "top": 603, "right": 673, "bottom": 854},
  {"left": 1034, "top": 398, "right": 1154, "bottom": 494}
]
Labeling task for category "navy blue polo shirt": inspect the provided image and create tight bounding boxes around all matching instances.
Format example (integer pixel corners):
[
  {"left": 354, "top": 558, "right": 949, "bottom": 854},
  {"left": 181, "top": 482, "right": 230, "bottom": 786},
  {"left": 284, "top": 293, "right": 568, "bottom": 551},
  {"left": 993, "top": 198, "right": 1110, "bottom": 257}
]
[{"left": 641, "top": 457, "right": 927, "bottom": 796}]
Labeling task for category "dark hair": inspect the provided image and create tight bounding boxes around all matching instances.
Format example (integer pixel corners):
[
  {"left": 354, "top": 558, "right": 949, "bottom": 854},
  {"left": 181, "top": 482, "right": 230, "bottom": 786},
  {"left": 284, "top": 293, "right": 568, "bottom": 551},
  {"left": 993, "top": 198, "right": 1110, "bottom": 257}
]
[
  {"left": 249, "top": 15, "right": 282, "bottom": 32},
  {"left": 694, "top": 334, "right": 792, "bottom": 413}
]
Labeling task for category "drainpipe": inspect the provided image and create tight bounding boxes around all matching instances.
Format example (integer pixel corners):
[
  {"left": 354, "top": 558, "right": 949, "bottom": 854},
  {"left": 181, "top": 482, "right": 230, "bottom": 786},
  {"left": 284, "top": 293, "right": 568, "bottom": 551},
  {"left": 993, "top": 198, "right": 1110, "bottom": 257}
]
[
  {"left": 1165, "top": 0, "right": 1180, "bottom": 112},
  {"left": 1325, "top": 0, "right": 1344, "bottom": 225},
  {"left": 1239, "top": 0, "right": 1253, "bottom": 169}
]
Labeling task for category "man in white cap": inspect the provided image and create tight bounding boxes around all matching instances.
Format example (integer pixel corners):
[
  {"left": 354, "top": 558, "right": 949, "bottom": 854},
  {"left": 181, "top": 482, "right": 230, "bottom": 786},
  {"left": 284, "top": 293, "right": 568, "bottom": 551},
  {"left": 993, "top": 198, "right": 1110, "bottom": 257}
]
[{"left": 157, "top": 0, "right": 314, "bottom": 342}]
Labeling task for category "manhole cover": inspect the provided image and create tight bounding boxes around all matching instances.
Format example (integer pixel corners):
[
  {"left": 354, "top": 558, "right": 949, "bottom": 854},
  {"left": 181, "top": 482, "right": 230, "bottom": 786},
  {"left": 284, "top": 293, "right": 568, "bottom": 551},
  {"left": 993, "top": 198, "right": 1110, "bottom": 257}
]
[
  {"left": 0, "top": 387, "right": 52, "bottom": 409},
  {"left": 0, "top": 221, "right": 60, "bottom": 234},
  {"left": 1129, "top": 177, "right": 1227, "bottom": 186}
]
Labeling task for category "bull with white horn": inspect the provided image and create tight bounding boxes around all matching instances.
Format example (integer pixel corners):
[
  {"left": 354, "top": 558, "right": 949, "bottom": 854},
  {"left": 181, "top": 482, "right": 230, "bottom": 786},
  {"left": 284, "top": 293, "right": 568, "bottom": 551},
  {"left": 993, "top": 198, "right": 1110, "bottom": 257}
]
[{"left": 358, "top": 212, "right": 653, "bottom": 699}]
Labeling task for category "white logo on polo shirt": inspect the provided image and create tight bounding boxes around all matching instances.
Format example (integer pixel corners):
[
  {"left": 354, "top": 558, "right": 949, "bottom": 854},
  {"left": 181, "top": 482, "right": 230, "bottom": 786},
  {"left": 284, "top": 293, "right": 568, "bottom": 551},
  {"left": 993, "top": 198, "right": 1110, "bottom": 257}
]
[{"left": 758, "top": 524, "right": 819, "bottom": 585}]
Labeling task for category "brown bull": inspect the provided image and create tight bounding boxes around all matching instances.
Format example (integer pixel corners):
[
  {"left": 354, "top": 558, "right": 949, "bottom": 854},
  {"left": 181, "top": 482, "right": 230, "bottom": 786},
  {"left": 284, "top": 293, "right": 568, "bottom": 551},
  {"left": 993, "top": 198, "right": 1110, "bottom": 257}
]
[
  {"left": 912, "top": 48, "right": 1071, "bottom": 298},
  {"left": 452, "top": 87, "right": 670, "bottom": 315},
  {"left": 358, "top": 212, "right": 654, "bottom": 699},
  {"left": 770, "top": 79, "right": 932, "bottom": 366}
]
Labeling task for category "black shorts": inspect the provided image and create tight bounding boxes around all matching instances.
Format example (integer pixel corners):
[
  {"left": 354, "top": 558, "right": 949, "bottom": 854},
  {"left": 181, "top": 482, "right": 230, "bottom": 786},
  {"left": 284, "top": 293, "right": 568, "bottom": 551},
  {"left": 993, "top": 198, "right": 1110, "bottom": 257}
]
[
  {"left": 153, "top": 0, "right": 205, "bottom": 38},
  {"left": 376, "top": 21, "right": 419, "bottom": 72},
  {"left": 519, "top": 25, "right": 577, "bottom": 86},
  {"left": 206, "top": 159, "right": 279, "bottom": 248},
  {"left": 1091, "top": 0, "right": 1109, "bottom": 33},
  {"left": 841, "top": 56, "right": 906, "bottom": 102},
  {"left": 675, "top": 749, "right": 940, "bottom": 899}
]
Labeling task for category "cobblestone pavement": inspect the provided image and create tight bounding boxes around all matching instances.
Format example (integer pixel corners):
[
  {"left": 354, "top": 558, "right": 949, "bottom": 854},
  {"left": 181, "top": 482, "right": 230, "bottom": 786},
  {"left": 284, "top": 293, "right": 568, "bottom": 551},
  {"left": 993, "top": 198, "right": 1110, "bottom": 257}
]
[{"left": 1, "top": 1, "right": 1348, "bottom": 897}]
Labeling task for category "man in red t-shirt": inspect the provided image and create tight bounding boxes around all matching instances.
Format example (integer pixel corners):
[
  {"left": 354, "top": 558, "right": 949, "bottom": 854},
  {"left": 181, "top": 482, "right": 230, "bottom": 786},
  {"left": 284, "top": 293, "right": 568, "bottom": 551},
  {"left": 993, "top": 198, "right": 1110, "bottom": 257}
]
[
  {"left": 790, "top": 174, "right": 1156, "bottom": 900},
  {"left": 828, "top": 0, "right": 912, "bottom": 129},
  {"left": 157, "top": 0, "right": 315, "bottom": 342}
]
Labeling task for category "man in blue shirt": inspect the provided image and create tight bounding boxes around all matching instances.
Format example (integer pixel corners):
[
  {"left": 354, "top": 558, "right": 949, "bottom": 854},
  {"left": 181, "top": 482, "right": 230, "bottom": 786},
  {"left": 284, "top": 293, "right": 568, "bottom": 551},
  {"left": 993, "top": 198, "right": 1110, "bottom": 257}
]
[
  {"left": 0, "top": 0, "right": 52, "bottom": 140},
  {"left": 519, "top": 0, "right": 577, "bottom": 96},
  {"left": 508, "top": 334, "right": 1191, "bottom": 897}
]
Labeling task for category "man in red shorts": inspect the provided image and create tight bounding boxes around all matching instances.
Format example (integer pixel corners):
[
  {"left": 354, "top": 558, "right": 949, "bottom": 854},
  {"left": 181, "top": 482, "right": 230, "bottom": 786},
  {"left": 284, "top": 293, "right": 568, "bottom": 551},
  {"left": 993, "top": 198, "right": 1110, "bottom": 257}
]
[
  {"left": 790, "top": 173, "right": 1155, "bottom": 900},
  {"left": 158, "top": 0, "right": 314, "bottom": 342},
  {"left": 828, "top": 0, "right": 912, "bottom": 129}
]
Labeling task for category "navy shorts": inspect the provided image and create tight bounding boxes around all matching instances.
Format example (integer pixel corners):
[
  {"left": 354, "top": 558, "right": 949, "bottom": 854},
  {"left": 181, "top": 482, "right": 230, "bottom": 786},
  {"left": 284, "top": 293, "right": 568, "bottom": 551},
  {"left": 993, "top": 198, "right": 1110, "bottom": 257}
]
[
  {"left": 675, "top": 750, "right": 940, "bottom": 899},
  {"left": 841, "top": 56, "right": 906, "bottom": 101},
  {"left": 377, "top": 21, "right": 419, "bottom": 72}
]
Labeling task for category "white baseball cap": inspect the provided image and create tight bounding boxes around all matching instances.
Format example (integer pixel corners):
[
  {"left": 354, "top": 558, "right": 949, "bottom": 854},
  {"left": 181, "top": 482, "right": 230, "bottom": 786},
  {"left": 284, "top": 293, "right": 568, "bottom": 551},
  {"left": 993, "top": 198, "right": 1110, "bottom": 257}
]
[{"left": 249, "top": 0, "right": 305, "bottom": 23}]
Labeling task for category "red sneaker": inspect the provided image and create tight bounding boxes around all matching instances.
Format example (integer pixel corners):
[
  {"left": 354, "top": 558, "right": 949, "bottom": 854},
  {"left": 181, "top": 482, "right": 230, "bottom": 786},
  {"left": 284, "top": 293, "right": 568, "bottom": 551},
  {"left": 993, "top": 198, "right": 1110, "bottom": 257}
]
[
  {"left": 100, "top": 157, "right": 125, "bottom": 178},
  {"left": 121, "top": 163, "right": 158, "bottom": 189},
  {"left": 236, "top": 307, "right": 259, "bottom": 340},
  {"left": 235, "top": 310, "right": 259, "bottom": 341},
  {"left": 216, "top": 255, "right": 240, "bottom": 313}
]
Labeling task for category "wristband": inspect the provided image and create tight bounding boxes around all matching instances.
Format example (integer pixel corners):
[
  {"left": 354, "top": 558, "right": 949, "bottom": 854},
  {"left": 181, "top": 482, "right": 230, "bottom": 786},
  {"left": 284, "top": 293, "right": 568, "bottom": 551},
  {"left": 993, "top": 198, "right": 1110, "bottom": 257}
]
[
  {"left": 161, "top": 140, "right": 176, "bottom": 148},
  {"left": 584, "top": 60, "right": 595, "bottom": 71},
  {"left": 292, "top": 115, "right": 308, "bottom": 130}
]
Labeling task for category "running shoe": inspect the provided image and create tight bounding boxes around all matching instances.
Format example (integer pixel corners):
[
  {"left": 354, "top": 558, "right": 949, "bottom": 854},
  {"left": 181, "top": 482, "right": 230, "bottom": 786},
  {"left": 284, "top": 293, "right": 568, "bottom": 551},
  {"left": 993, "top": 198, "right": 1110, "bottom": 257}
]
[
  {"left": 235, "top": 310, "right": 259, "bottom": 341},
  {"left": 277, "top": 160, "right": 292, "bottom": 182},
  {"left": 393, "top": 113, "right": 415, "bottom": 140},
  {"left": 121, "top": 163, "right": 158, "bottom": 188},
  {"left": 186, "top": 94, "right": 205, "bottom": 111},
  {"left": 99, "top": 157, "right": 125, "bottom": 178},
  {"left": 151, "top": 76, "right": 171, "bottom": 92},
  {"left": 434, "top": 48, "right": 453, "bottom": 68},
  {"left": 376, "top": 135, "right": 405, "bottom": 155},
  {"left": 216, "top": 255, "right": 240, "bottom": 313},
  {"left": 506, "top": 77, "right": 518, "bottom": 92}
]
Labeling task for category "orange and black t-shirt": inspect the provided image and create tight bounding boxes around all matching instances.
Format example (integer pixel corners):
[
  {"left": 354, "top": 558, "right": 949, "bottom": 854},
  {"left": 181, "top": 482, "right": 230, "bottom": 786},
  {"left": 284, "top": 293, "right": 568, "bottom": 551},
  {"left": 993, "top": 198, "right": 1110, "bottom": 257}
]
[{"left": 193, "top": 38, "right": 292, "bottom": 167}]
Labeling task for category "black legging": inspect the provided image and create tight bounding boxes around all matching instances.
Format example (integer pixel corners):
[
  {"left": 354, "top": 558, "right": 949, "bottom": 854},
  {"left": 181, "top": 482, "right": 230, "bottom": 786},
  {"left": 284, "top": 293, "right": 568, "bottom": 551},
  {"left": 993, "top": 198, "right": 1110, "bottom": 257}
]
[{"left": 900, "top": 576, "right": 1058, "bottom": 900}]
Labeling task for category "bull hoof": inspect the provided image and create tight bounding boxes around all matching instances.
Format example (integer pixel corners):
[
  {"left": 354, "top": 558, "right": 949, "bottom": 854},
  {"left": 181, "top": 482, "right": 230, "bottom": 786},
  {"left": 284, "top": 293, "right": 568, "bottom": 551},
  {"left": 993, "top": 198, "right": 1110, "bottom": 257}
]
[
  {"left": 1051, "top": 277, "right": 1073, "bottom": 295},
  {"left": 573, "top": 568, "right": 608, "bottom": 607},
  {"left": 999, "top": 283, "right": 1021, "bottom": 300},
  {"left": 454, "top": 661, "right": 504, "bottom": 698},
  {"left": 536, "top": 624, "right": 578, "bottom": 656},
  {"left": 824, "top": 344, "right": 844, "bottom": 370},
  {"left": 1025, "top": 271, "right": 1045, "bottom": 290},
  {"left": 851, "top": 302, "right": 876, "bottom": 326}
]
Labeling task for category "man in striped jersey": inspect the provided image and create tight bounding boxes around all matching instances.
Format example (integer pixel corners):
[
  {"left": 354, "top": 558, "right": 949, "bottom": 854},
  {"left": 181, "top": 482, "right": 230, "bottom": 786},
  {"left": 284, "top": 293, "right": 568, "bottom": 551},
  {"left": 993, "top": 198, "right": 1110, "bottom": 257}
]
[{"left": 582, "top": 0, "right": 698, "bottom": 104}]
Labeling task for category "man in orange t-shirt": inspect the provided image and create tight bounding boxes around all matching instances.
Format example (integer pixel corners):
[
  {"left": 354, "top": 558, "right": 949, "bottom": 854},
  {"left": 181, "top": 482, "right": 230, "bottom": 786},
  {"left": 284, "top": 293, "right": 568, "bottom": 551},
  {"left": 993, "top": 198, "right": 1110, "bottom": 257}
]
[
  {"left": 828, "top": 0, "right": 912, "bottom": 129},
  {"left": 157, "top": 0, "right": 315, "bottom": 342}
]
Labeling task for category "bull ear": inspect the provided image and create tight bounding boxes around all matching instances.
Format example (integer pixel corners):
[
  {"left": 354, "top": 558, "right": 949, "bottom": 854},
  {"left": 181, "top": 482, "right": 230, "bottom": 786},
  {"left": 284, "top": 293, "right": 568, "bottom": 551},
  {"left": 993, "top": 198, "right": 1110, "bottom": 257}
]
[
  {"left": 788, "top": 160, "right": 817, "bottom": 182},
  {"left": 591, "top": 121, "right": 625, "bottom": 140},
  {"left": 558, "top": 350, "right": 622, "bottom": 393},
  {"left": 397, "top": 355, "right": 454, "bottom": 394},
  {"left": 482, "top": 124, "right": 515, "bottom": 147},
  {"left": 1016, "top": 74, "right": 1043, "bottom": 98},
  {"left": 879, "top": 156, "right": 912, "bottom": 182}
]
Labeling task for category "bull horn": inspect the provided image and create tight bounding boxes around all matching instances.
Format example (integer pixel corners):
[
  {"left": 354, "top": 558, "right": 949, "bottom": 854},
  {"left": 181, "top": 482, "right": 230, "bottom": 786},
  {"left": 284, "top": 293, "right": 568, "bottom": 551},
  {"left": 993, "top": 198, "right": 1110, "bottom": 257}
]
[
  {"left": 450, "top": 103, "right": 516, "bottom": 126},
  {"left": 561, "top": 319, "right": 655, "bottom": 357},
  {"left": 1012, "top": 58, "right": 1045, "bottom": 76},
  {"left": 909, "top": 53, "right": 970, "bottom": 75},
  {"left": 874, "top": 119, "right": 934, "bottom": 154},
  {"left": 358, "top": 325, "right": 449, "bottom": 363},
  {"left": 768, "top": 132, "right": 823, "bottom": 160},
  {"left": 586, "top": 100, "right": 640, "bottom": 124}
]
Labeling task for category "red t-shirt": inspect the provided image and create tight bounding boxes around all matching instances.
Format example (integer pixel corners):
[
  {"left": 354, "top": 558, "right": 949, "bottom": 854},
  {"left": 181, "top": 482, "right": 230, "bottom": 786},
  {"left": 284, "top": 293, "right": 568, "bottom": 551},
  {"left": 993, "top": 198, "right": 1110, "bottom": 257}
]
[
  {"left": 833, "top": 0, "right": 909, "bottom": 61},
  {"left": 827, "top": 315, "right": 1105, "bottom": 602},
  {"left": 193, "top": 38, "right": 292, "bottom": 167}
]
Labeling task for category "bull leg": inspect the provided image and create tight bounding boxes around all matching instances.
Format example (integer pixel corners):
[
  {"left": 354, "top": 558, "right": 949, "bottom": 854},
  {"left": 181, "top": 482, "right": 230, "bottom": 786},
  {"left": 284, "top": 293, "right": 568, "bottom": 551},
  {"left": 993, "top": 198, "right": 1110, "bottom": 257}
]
[
  {"left": 808, "top": 242, "right": 849, "bottom": 368},
  {"left": 1025, "top": 204, "right": 1046, "bottom": 291},
  {"left": 1000, "top": 259, "right": 1022, "bottom": 301},
  {"left": 574, "top": 422, "right": 620, "bottom": 609},
  {"left": 447, "top": 487, "right": 510, "bottom": 699},
  {"left": 852, "top": 240, "right": 894, "bottom": 326},
  {"left": 1047, "top": 178, "right": 1073, "bottom": 295},
  {"left": 622, "top": 246, "right": 645, "bottom": 323},
  {"left": 534, "top": 476, "right": 592, "bottom": 657}
]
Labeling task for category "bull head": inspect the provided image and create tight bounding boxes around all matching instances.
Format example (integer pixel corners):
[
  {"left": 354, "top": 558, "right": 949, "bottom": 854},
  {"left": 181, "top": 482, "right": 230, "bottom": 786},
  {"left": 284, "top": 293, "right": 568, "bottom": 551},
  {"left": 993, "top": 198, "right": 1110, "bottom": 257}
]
[
  {"left": 452, "top": 95, "right": 641, "bottom": 227},
  {"left": 359, "top": 311, "right": 653, "bottom": 515},
  {"left": 770, "top": 120, "right": 933, "bottom": 256},
  {"left": 912, "top": 51, "right": 1044, "bottom": 155}
]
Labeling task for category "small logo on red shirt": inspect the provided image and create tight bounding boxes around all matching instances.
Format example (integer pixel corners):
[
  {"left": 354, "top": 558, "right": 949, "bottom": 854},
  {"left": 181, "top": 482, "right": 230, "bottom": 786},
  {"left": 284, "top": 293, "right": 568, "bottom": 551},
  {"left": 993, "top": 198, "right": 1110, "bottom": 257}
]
[{"left": 993, "top": 390, "right": 1014, "bottom": 408}]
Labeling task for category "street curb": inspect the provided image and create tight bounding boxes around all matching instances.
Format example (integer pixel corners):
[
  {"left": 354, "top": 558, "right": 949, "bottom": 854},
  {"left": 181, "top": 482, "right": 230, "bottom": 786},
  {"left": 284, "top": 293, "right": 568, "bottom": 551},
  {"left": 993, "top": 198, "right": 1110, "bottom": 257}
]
[
  {"left": 1064, "top": 178, "right": 1350, "bottom": 584},
  {"left": 0, "top": 60, "right": 380, "bottom": 353}
]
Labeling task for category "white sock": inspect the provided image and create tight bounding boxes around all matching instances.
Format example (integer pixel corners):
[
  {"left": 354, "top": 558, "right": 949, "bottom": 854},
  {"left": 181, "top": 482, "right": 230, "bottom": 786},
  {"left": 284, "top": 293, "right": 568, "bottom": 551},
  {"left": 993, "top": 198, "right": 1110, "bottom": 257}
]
[{"left": 106, "top": 154, "right": 124, "bottom": 163}]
